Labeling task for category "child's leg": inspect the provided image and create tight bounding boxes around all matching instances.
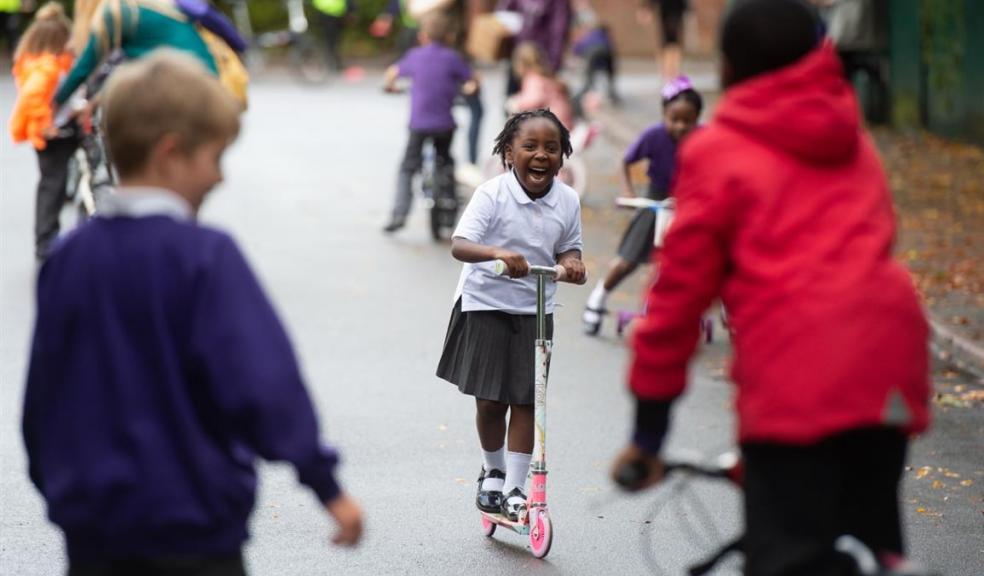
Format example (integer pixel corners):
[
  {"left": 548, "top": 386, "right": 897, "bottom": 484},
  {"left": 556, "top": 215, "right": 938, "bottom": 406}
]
[
  {"left": 34, "top": 137, "right": 78, "bottom": 260},
  {"left": 838, "top": 428, "right": 907, "bottom": 557},
  {"left": 583, "top": 257, "right": 639, "bottom": 331},
  {"left": 475, "top": 399, "right": 508, "bottom": 497},
  {"left": 503, "top": 404, "right": 533, "bottom": 496},
  {"left": 603, "top": 51, "right": 619, "bottom": 101},
  {"left": 431, "top": 130, "right": 455, "bottom": 198},
  {"left": 464, "top": 92, "right": 483, "bottom": 165},
  {"left": 320, "top": 13, "right": 344, "bottom": 71},
  {"left": 385, "top": 131, "right": 426, "bottom": 231}
]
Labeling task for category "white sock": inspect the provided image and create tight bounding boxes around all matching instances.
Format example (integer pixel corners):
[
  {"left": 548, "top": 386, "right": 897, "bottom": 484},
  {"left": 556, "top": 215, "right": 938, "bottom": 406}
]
[
  {"left": 481, "top": 447, "right": 506, "bottom": 491},
  {"left": 586, "top": 281, "right": 609, "bottom": 311},
  {"left": 503, "top": 451, "right": 532, "bottom": 496}
]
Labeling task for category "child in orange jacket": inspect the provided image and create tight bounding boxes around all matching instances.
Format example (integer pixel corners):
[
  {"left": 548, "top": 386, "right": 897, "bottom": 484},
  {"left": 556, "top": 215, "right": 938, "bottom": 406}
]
[{"left": 9, "top": 2, "right": 76, "bottom": 260}]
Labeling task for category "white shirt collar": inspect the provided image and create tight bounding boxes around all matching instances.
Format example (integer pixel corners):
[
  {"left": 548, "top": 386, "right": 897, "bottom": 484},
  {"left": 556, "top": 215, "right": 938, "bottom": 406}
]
[
  {"left": 98, "top": 187, "right": 194, "bottom": 221},
  {"left": 505, "top": 169, "right": 559, "bottom": 208}
]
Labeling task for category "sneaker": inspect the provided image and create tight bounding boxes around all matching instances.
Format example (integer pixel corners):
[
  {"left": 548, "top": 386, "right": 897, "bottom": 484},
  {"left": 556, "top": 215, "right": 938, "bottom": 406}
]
[
  {"left": 582, "top": 306, "right": 606, "bottom": 336},
  {"left": 476, "top": 467, "right": 505, "bottom": 513},
  {"left": 500, "top": 487, "right": 528, "bottom": 522},
  {"left": 382, "top": 218, "right": 405, "bottom": 233}
]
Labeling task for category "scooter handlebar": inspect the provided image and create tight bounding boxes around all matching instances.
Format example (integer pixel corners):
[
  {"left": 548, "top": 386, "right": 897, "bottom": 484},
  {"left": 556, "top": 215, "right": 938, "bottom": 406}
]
[{"left": 492, "top": 259, "right": 567, "bottom": 282}]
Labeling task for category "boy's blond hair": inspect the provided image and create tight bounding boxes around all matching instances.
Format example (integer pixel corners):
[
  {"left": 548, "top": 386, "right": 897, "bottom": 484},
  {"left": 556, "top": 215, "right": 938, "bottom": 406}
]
[
  {"left": 14, "top": 2, "right": 71, "bottom": 61},
  {"left": 101, "top": 49, "right": 241, "bottom": 178}
]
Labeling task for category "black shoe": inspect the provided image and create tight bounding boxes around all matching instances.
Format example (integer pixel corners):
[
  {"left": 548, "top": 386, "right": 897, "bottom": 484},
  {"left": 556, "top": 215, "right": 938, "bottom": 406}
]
[
  {"left": 382, "top": 218, "right": 405, "bottom": 233},
  {"left": 500, "top": 487, "right": 527, "bottom": 522},
  {"left": 476, "top": 467, "right": 505, "bottom": 513}
]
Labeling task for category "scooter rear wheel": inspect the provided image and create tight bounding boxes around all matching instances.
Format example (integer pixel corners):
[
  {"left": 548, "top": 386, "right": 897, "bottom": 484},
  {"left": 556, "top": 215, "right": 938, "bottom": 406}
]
[
  {"left": 529, "top": 509, "right": 553, "bottom": 558},
  {"left": 480, "top": 515, "right": 496, "bottom": 537}
]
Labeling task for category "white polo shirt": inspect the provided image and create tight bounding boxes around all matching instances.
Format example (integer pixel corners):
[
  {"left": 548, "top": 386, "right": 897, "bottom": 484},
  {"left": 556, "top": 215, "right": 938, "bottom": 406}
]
[{"left": 453, "top": 171, "right": 583, "bottom": 315}]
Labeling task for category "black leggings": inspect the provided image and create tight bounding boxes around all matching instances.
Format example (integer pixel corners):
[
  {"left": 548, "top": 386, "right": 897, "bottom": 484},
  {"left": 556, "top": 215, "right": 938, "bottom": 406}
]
[
  {"left": 742, "top": 427, "right": 908, "bottom": 576},
  {"left": 68, "top": 553, "right": 247, "bottom": 576}
]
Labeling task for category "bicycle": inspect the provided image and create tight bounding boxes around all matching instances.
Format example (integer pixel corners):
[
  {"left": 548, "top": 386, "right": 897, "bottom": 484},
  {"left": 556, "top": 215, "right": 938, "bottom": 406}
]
[
  {"left": 382, "top": 85, "right": 463, "bottom": 240},
  {"left": 614, "top": 453, "right": 940, "bottom": 576},
  {"left": 419, "top": 138, "right": 459, "bottom": 241},
  {"left": 224, "top": 0, "right": 329, "bottom": 84}
]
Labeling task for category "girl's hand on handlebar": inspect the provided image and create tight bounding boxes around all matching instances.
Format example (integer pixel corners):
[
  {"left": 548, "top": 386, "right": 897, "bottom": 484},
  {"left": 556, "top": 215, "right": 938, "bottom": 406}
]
[
  {"left": 611, "top": 444, "right": 665, "bottom": 492},
  {"left": 492, "top": 249, "right": 529, "bottom": 278},
  {"left": 558, "top": 256, "right": 587, "bottom": 285}
]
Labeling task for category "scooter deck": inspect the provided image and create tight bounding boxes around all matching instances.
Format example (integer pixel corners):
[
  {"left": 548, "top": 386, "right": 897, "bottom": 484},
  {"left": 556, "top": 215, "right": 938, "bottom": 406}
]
[{"left": 480, "top": 511, "right": 530, "bottom": 535}]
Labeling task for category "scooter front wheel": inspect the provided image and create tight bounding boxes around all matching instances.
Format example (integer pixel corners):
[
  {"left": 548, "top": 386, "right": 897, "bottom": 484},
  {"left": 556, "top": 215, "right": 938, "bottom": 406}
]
[
  {"left": 529, "top": 509, "right": 553, "bottom": 558},
  {"left": 480, "top": 514, "right": 496, "bottom": 537}
]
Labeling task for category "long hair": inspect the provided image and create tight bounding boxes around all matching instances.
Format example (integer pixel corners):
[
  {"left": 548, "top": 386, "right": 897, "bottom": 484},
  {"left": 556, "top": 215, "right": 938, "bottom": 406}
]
[
  {"left": 14, "top": 2, "right": 72, "bottom": 61},
  {"left": 70, "top": 0, "right": 103, "bottom": 54}
]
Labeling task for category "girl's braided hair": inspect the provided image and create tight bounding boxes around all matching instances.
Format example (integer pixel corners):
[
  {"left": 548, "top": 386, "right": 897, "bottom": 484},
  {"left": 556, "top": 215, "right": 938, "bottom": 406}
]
[{"left": 492, "top": 108, "right": 573, "bottom": 169}]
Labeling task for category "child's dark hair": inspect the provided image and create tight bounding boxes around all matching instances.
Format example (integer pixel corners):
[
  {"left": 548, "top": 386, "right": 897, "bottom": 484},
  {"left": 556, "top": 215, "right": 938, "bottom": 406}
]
[
  {"left": 663, "top": 88, "right": 703, "bottom": 117},
  {"left": 492, "top": 109, "right": 573, "bottom": 168},
  {"left": 721, "top": 0, "right": 821, "bottom": 87}
]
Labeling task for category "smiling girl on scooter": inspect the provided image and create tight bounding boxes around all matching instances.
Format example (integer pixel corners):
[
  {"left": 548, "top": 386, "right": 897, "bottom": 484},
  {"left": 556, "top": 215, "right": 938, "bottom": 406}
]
[{"left": 437, "top": 109, "right": 585, "bottom": 525}]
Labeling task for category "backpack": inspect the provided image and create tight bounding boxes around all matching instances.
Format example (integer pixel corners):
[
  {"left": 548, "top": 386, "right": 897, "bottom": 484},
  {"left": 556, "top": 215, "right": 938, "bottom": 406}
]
[
  {"left": 174, "top": 0, "right": 249, "bottom": 108},
  {"left": 198, "top": 26, "right": 249, "bottom": 108}
]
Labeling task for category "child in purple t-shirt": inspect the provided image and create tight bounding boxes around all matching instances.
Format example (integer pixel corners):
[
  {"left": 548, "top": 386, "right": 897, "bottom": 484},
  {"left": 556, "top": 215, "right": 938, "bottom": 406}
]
[
  {"left": 382, "top": 11, "right": 479, "bottom": 233},
  {"left": 582, "top": 77, "right": 702, "bottom": 335}
]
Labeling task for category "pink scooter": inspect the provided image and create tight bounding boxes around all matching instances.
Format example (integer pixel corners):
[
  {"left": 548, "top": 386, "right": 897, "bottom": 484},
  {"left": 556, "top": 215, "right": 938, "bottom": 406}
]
[{"left": 482, "top": 260, "right": 584, "bottom": 558}]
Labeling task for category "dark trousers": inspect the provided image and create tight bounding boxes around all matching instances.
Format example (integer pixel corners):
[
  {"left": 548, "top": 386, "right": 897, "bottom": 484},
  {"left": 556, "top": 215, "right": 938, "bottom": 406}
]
[
  {"left": 462, "top": 91, "right": 483, "bottom": 164},
  {"left": 0, "top": 11, "right": 20, "bottom": 53},
  {"left": 743, "top": 427, "right": 908, "bottom": 576},
  {"left": 319, "top": 13, "right": 344, "bottom": 71},
  {"left": 35, "top": 134, "right": 79, "bottom": 260},
  {"left": 577, "top": 49, "right": 616, "bottom": 99},
  {"left": 392, "top": 129, "right": 454, "bottom": 219},
  {"left": 69, "top": 553, "right": 246, "bottom": 576}
]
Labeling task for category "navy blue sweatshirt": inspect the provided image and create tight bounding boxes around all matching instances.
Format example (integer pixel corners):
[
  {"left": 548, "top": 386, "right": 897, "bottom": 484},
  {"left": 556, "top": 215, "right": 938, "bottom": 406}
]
[{"left": 23, "top": 193, "right": 341, "bottom": 562}]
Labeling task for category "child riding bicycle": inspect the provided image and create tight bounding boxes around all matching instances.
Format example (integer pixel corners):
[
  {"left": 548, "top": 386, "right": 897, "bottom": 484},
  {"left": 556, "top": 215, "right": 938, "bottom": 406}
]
[
  {"left": 613, "top": 2, "right": 930, "bottom": 575},
  {"left": 382, "top": 11, "right": 479, "bottom": 234}
]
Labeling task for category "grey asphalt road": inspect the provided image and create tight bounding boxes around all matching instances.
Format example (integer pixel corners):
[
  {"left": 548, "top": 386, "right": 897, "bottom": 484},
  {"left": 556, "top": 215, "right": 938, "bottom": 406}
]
[{"left": 1, "top": 68, "right": 980, "bottom": 576}]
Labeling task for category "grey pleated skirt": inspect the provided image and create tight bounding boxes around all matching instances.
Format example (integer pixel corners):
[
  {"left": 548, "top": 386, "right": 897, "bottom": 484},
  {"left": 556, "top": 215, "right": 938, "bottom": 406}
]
[{"left": 436, "top": 299, "right": 553, "bottom": 405}]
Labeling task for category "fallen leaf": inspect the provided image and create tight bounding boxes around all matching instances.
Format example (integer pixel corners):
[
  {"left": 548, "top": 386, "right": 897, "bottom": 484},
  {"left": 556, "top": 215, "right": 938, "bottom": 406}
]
[
  {"left": 916, "top": 466, "right": 933, "bottom": 479},
  {"left": 961, "top": 390, "right": 984, "bottom": 403},
  {"left": 961, "top": 480, "right": 973, "bottom": 487},
  {"left": 932, "top": 480, "right": 944, "bottom": 489}
]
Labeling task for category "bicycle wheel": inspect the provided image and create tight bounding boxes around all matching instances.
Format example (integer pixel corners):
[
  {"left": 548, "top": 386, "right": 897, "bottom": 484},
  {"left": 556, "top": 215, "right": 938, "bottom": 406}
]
[{"left": 289, "top": 35, "right": 329, "bottom": 85}]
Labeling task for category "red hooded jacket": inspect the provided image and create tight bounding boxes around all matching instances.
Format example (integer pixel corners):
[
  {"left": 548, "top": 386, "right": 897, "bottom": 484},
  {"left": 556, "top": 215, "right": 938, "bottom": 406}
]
[{"left": 629, "top": 43, "right": 930, "bottom": 444}]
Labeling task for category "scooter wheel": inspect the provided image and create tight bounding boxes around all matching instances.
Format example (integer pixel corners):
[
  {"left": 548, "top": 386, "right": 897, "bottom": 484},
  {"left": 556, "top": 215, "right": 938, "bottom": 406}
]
[
  {"left": 529, "top": 509, "right": 553, "bottom": 559},
  {"left": 480, "top": 515, "right": 496, "bottom": 537}
]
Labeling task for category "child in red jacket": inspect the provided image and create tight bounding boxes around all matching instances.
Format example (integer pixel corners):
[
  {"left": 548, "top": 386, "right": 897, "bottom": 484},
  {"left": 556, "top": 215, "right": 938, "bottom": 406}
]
[{"left": 612, "top": 1, "right": 930, "bottom": 575}]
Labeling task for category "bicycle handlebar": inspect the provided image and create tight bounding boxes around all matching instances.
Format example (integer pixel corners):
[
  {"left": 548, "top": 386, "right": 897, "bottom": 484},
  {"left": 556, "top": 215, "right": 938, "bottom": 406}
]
[{"left": 615, "top": 451, "right": 742, "bottom": 490}]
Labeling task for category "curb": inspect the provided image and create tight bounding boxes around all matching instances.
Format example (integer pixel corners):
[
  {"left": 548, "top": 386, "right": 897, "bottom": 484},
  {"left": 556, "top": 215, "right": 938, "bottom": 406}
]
[
  {"left": 594, "top": 97, "right": 984, "bottom": 382},
  {"left": 929, "top": 318, "right": 984, "bottom": 381}
]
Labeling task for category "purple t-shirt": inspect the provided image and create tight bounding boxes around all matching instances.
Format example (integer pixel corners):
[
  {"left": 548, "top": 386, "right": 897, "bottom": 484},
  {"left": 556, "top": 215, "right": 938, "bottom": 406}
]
[
  {"left": 397, "top": 43, "right": 472, "bottom": 132},
  {"left": 623, "top": 123, "right": 679, "bottom": 197}
]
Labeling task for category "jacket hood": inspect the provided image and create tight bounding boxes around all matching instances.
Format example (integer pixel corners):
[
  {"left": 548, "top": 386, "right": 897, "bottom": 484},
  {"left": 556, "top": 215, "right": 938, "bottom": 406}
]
[{"left": 715, "top": 42, "right": 861, "bottom": 164}]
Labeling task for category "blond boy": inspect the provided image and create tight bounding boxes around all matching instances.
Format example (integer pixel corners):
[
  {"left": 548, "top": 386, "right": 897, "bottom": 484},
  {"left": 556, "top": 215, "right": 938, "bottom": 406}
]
[{"left": 23, "top": 50, "right": 361, "bottom": 576}]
